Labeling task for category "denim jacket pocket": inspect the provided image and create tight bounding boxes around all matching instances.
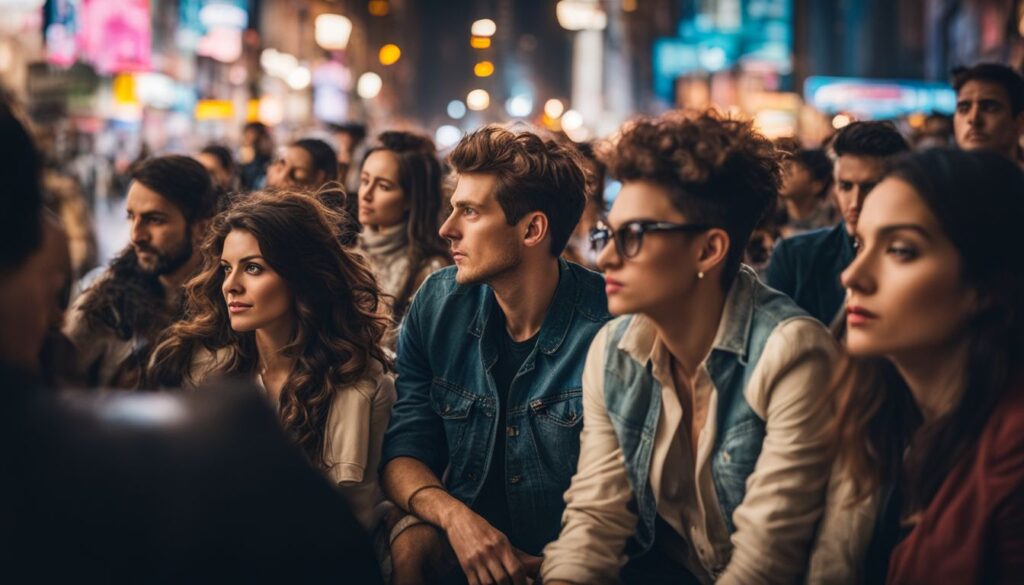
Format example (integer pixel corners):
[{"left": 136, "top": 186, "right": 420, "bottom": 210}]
[
  {"left": 529, "top": 389, "right": 583, "bottom": 427},
  {"left": 430, "top": 378, "right": 476, "bottom": 460},
  {"left": 528, "top": 389, "right": 583, "bottom": 479}
]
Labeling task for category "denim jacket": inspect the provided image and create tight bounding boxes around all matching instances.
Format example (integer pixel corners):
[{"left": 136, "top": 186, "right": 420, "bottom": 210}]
[
  {"left": 382, "top": 259, "right": 610, "bottom": 554},
  {"left": 603, "top": 267, "right": 810, "bottom": 555}
]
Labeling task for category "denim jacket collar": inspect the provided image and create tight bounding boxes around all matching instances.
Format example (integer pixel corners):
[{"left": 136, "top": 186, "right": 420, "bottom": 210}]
[
  {"left": 618, "top": 265, "right": 760, "bottom": 366},
  {"left": 467, "top": 258, "right": 577, "bottom": 356}
]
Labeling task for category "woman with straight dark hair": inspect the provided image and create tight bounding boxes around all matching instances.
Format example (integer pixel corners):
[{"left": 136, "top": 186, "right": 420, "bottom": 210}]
[
  {"left": 356, "top": 131, "right": 449, "bottom": 339},
  {"left": 808, "top": 149, "right": 1024, "bottom": 584},
  {"left": 148, "top": 192, "right": 396, "bottom": 566}
]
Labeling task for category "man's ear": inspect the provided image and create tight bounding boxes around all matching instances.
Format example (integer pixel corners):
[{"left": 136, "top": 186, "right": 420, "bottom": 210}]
[
  {"left": 521, "top": 211, "right": 550, "bottom": 249},
  {"left": 695, "top": 228, "right": 730, "bottom": 276}
]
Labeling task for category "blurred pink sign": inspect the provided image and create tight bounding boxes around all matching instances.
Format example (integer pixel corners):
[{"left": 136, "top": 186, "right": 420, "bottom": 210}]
[{"left": 79, "top": 0, "right": 151, "bottom": 74}]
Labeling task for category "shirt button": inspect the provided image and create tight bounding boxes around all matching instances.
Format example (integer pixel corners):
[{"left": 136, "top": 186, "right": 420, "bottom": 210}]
[
  {"left": 509, "top": 475, "right": 522, "bottom": 484},
  {"left": 506, "top": 426, "right": 518, "bottom": 437}
]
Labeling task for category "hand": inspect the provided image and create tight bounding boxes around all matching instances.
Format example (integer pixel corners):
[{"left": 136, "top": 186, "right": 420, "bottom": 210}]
[
  {"left": 443, "top": 506, "right": 526, "bottom": 585},
  {"left": 512, "top": 548, "right": 542, "bottom": 580}
]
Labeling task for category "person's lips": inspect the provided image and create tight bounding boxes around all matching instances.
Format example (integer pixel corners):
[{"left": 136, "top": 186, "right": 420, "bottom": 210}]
[
  {"left": 605, "top": 276, "right": 624, "bottom": 295},
  {"left": 846, "top": 304, "right": 878, "bottom": 326},
  {"left": 451, "top": 250, "right": 466, "bottom": 262},
  {"left": 228, "top": 301, "right": 253, "bottom": 314}
]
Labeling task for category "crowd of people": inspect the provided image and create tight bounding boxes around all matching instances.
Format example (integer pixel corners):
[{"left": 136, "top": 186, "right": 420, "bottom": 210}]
[{"left": 3, "top": 61, "right": 1024, "bottom": 584}]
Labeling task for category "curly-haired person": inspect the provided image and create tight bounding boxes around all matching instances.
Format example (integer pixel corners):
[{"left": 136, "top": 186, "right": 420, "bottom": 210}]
[
  {"left": 541, "top": 111, "right": 840, "bottom": 585},
  {"left": 147, "top": 191, "right": 396, "bottom": 568}
]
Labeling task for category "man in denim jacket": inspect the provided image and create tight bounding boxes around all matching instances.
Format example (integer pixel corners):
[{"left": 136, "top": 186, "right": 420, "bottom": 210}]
[{"left": 382, "top": 126, "right": 610, "bottom": 585}]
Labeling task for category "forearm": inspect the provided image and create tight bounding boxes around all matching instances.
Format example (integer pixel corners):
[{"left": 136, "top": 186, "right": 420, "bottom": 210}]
[{"left": 382, "top": 456, "right": 467, "bottom": 531}]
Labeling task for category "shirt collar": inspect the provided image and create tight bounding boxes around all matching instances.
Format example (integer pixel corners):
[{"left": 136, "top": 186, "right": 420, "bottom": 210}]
[{"left": 618, "top": 265, "right": 759, "bottom": 365}]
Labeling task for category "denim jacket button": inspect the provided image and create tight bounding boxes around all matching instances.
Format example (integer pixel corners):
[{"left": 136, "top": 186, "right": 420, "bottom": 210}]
[
  {"left": 467, "top": 472, "right": 477, "bottom": 481},
  {"left": 506, "top": 426, "right": 518, "bottom": 437},
  {"left": 509, "top": 475, "right": 522, "bottom": 484}
]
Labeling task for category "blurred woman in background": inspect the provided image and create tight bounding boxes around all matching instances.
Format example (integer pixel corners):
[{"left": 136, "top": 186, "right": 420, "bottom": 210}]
[{"left": 356, "top": 131, "right": 449, "bottom": 341}]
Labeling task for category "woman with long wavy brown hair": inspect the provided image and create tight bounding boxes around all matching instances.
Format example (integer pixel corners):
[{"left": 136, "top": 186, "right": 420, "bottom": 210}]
[
  {"left": 808, "top": 149, "right": 1024, "bottom": 584},
  {"left": 148, "top": 191, "right": 395, "bottom": 547}
]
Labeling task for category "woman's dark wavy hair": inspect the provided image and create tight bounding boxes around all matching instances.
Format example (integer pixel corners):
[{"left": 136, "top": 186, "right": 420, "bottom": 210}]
[
  {"left": 361, "top": 131, "right": 450, "bottom": 319},
  {"left": 149, "top": 191, "right": 391, "bottom": 468},
  {"left": 831, "top": 149, "right": 1024, "bottom": 514}
]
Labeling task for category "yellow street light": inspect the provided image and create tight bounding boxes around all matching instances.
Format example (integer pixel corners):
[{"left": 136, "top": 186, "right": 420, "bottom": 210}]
[
  {"left": 379, "top": 44, "right": 401, "bottom": 66},
  {"left": 368, "top": 0, "right": 389, "bottom": 16},
  {"left": 470, "top": 36, "right": 491, "bottom": 49},
  {"left": 473, "top": 60, "right": 494, "bottom": 77}
]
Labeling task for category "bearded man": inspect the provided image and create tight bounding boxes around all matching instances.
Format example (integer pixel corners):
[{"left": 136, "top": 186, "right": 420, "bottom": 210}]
[{"left": 64, "top": 155, "right": 216, "bottom": 388}]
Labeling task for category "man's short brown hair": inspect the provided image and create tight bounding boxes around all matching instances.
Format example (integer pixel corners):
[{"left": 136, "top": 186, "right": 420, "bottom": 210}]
[{"left": 448, "top": 126, "right": 586, "bottom": 256}]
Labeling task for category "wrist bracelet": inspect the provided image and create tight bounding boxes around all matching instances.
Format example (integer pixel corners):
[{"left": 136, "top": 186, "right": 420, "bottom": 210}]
[{"left": 406, "top": 483, "right": 444, "bottom": 514}]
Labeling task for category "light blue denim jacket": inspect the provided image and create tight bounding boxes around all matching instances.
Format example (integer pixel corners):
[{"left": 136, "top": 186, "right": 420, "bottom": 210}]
[
  {"left": 602, "top": 266, "right": 809, "bottom": 555},
  {"left": 382, "top": 259, "right": 610, "bottom": 555}
]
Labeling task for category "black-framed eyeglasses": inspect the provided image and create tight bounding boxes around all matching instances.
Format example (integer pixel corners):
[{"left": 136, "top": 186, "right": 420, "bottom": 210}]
[{"left": 589, "top": 220, "right": 711, "bottom": 259}]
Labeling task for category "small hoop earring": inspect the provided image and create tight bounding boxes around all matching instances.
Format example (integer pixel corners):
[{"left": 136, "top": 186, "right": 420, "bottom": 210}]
[{"left": 697, "top": 271, "right": 705, "bottom": 280}]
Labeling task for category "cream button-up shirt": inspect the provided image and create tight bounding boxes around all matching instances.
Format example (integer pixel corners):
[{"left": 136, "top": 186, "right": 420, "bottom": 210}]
[{"left": 542, "top": 305, "right": 838, "bottom": 584}]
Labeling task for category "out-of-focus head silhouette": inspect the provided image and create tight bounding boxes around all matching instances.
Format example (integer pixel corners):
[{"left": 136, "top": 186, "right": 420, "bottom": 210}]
[{"left": 0, "top": 93, "right": 50, "bottom": 372}]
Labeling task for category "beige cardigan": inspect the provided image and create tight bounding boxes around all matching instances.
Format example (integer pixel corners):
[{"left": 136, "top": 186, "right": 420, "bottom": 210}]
[{"left": 185, "top": 349, "right": 396, "bottom": 533}]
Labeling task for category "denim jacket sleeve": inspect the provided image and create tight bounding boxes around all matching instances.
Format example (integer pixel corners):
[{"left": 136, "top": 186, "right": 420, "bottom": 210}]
[{"left": 380, "top": 279, "right": 448, "bottom": 477}]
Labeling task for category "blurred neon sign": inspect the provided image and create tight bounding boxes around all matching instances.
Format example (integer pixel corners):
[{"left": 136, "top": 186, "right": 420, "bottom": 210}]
[
  {"left": 805, "top": 76, "right": 956, "bottom": 119},
  {"left": 79, "top": 0, "right": 151, "bottom": 74}
]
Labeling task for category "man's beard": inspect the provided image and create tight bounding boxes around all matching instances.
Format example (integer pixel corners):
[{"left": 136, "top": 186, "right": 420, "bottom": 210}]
[{"left": 135, "top": 235, "right": 193, "bottom": 277}]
